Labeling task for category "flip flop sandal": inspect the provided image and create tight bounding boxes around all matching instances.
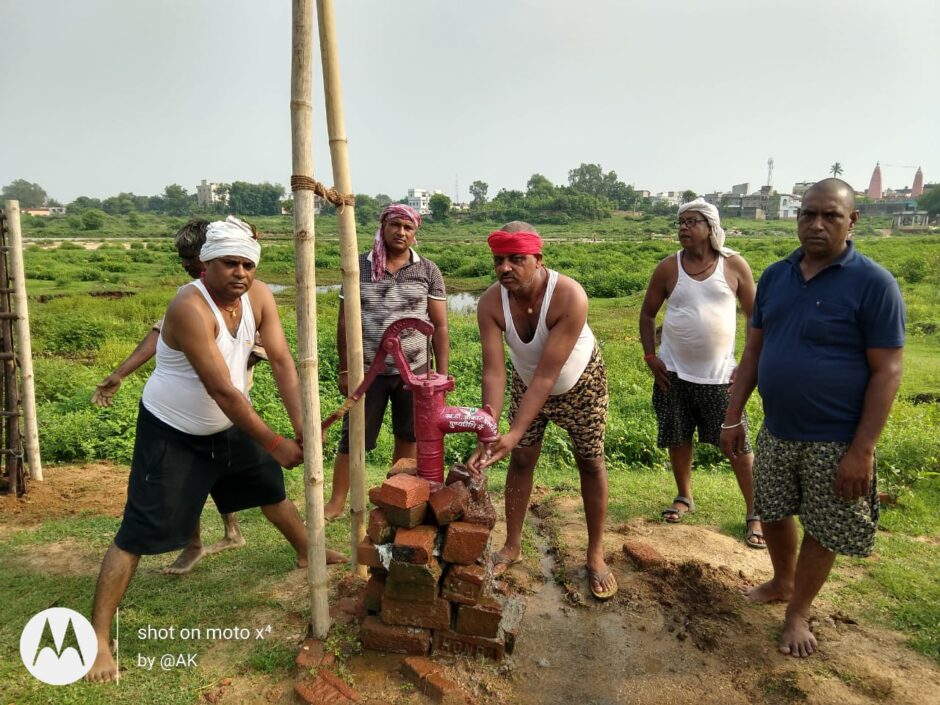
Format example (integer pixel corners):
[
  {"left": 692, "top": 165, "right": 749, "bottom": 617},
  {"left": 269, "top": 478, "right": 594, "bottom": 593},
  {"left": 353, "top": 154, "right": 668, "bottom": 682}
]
[
  {"left": 490, "top": 551, "right": 522, "bottom": 577},
  {"left": 588, "top": 567, "right": 618, "bottom": 601},
  {"left": 745, "top": 513, "right": 766, "bottom": 549},
  {"left": 661, "top": 495, "right": 695, "bottom": 523}
]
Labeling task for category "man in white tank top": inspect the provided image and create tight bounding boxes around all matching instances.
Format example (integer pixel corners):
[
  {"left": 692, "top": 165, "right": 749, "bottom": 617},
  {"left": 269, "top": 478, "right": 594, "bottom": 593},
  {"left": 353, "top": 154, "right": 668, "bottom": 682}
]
[
  {"left": 87, "top": 218, "right": 342, "bottom": 683},
  {"left": 468, "top": 222, "right": 617, "bottom": 601},
  {"left": 639, "top": 198, "right": 764, "bottom": 548}
]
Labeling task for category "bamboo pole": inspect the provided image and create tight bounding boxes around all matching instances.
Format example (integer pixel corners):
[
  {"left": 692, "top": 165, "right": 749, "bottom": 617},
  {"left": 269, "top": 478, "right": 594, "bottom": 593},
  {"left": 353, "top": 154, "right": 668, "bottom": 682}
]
[
  {"left": 316, "top": 0, "right": 367, "bottom": 579},
  {"left": 5, "top": 201, "right": 41, "bottom": 481},
  {"left": 290, "top": 0, "right": 330, "bottom": 637}
]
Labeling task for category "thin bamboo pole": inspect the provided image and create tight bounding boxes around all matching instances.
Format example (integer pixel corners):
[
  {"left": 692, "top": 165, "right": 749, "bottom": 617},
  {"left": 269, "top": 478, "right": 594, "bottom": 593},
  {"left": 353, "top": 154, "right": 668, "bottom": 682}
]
[
  {"left": 290, "top": 0, "right": 330, "bottom": 637},
  {"left": 315, "top": 0, "right": 367, "bottom": 579},
  {"left": 5, "top": 201, "right": 41, "bottom": 481}
]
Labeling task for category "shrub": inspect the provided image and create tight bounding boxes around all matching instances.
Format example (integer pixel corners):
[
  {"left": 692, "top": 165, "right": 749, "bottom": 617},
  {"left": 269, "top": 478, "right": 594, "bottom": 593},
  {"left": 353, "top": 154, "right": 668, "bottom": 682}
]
[{"left": 82, "top": 208, "right": 107, "bottom": 230}]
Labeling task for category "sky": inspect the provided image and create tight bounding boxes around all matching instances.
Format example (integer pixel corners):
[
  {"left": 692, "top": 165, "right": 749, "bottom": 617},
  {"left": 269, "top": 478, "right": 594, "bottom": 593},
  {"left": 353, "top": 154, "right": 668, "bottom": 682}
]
[{"left": 1, "top": 0, "right": 937, "bottom": 205}]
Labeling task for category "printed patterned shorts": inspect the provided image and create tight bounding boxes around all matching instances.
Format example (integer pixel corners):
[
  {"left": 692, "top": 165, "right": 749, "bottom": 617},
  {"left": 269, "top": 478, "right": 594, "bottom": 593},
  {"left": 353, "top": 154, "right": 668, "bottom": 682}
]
[
  {"left": 509, "top": 347, "right": 608, "bottom": 459},
  {"left": 652, "top": 372, "right": 751, "bottom": 453},
  {"left": 754, "top": 427, "right": 879, "bottom": 557}
]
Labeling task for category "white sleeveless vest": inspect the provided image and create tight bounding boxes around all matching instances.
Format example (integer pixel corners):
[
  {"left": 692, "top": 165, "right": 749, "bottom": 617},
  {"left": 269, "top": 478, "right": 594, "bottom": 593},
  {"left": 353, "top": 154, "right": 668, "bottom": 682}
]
[{"left": 142, "top": 279, "right": 257, "bottom": 434}]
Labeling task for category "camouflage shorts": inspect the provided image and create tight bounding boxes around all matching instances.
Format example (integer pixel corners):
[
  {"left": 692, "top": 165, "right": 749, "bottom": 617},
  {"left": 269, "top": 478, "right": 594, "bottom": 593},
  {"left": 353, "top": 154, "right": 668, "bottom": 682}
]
[
  {"left": 754, "top": 427, "right": 879, "bottom": 557},
  {"left": 509, "top": 347, "right": 608, "bottom": 459}
]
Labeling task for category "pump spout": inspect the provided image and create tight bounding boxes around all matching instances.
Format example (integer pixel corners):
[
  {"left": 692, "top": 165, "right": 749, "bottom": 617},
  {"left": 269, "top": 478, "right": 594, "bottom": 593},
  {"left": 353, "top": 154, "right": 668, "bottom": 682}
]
[{"left": 438, "top": 405, "right": 499, "bottom": 445}]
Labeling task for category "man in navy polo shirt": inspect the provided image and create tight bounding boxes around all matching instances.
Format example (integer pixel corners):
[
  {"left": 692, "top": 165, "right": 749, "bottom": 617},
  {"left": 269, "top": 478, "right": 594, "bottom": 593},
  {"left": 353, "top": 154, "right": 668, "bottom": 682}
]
[{"left": 720, "top": 178, "right": 905, "bottom": 659}]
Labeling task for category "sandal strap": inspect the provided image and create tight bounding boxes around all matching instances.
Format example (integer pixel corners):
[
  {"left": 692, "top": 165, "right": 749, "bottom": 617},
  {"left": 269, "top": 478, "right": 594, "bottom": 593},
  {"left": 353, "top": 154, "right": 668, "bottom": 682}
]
[
  {"left": 745, "top": 513, "right": 761, "bottom": 523},
  {"left": 673, "top": 496, "right": 693, "bottom": 509}
]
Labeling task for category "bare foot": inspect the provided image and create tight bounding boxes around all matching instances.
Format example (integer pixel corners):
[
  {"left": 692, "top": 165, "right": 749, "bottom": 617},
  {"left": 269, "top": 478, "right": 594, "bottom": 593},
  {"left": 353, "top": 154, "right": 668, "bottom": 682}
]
[
  {"left": 85, "top": 643, "right": 118, "bottom": 682},
  {"left": 323, "top": 503, "right": 344, "bottom": 521},
  {"left": 779, "top": 611, "right": 818, "bottom": 657},
  {"left": 161, "top": 544, "right": 206, "bottom": 575},
  {"left": 296, "top": 549, "right": 346, "bottom": 569},
  {"left": 744, "top": 578, "right": 793, "bottom": 603},
  {"left": 490, "top": 546, "right": 522, "bottom": 577},
  {"left": 203, "top": 533, "right": 246, "bottom": 556}
]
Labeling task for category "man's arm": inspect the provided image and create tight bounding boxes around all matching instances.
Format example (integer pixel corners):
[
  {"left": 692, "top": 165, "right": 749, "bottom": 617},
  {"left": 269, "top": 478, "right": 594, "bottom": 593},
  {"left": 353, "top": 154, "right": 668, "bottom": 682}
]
[
  {"left": 729, "top": 255, "right": 756, "bottom": 339},
  {"left": 639, "top": 259, "right": 672, "bottom": 391},
  {"left": 427, "top": 298, "right": 449, "bottom": 375},
  {"left": 834, "top": 347, "right": 903, "bottom": 500},
  {"left": 92, "top": 327, "right": 160, "bottom": 407},
  {"left": 252, "top": 282, "right": 303, "bottom": 438},
  {"left": 167, "top": 293, "right": 303, "bottom": 468},
  {"left": 720, "top": 327, "right": 763, "bottom": 458},
  {"left": 467, "top": 288, "right": 507, "bottom": 472}
]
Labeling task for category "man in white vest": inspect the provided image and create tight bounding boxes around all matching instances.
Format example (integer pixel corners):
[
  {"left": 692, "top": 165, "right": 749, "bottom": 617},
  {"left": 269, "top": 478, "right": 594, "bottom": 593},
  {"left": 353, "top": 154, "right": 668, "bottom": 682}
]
[
  {"left": 468, "top": 222, "right": 616, "bottom": 601},
  {"left": 639, "top": 198, "right": 763, "bottom": 548},
  {"left": 87, "top": 217, "right": 341, "bottom": 682}
]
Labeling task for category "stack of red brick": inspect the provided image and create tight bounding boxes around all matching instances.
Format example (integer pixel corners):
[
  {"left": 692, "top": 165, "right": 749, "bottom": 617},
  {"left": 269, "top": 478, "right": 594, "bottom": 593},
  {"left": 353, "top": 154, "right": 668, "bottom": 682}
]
[{"left": 358, "top": 462, "right": 524, "bottom": 661}]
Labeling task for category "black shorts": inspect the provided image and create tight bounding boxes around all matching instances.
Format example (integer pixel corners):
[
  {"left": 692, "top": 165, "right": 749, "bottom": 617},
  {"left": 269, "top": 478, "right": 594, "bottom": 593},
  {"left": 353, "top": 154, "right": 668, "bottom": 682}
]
[
  {"left": 114, "top": 403, "right": 287, "bottom": 555},
  {"left": 652, "top": 372, "right": 751, "bottom": 452},
  {"left": 338, "top": 373, "right": 415, "bottom": 454}
]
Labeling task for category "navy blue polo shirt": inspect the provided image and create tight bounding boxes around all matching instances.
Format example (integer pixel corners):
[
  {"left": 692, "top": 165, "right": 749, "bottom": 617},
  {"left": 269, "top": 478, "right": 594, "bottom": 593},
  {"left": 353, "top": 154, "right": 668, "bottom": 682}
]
[{"left": 753, "top": 241, "right": 905, "bottom": 442}]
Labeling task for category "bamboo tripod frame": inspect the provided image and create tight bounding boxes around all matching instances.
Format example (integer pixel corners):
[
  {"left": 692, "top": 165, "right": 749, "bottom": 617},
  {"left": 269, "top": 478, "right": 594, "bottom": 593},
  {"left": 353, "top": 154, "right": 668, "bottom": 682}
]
[{"left": 0, "top": 201, "right": 42, "bottom": 493}]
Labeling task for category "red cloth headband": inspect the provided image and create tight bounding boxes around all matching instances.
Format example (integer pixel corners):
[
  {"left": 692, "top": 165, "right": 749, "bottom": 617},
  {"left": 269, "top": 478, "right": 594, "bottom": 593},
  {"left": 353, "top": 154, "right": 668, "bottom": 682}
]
[{"left": 487, "top": 230, "right": 542, "bottom": 255}]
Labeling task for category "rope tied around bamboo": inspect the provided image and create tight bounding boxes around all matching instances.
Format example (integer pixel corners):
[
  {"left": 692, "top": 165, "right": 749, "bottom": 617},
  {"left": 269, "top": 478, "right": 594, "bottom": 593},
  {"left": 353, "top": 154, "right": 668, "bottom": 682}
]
[{"left": 290, "top": 175, "right": 355, "bottom": 212}]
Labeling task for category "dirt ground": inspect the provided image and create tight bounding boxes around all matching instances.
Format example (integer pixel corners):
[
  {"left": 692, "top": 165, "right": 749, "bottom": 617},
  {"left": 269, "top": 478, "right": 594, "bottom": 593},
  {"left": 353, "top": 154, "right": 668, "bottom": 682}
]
[{"left": 3, "top": 465, "right": 938, "bottom": 705}]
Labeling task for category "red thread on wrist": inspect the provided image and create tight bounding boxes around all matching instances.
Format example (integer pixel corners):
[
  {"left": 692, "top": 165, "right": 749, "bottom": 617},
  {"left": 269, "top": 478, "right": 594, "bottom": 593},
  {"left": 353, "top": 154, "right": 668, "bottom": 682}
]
[
  {"left": 265, "top": 434, "right": 284, "bottom": 453},
  {"left": 644, "top": 353, "right": 656, "bottom": 361}
]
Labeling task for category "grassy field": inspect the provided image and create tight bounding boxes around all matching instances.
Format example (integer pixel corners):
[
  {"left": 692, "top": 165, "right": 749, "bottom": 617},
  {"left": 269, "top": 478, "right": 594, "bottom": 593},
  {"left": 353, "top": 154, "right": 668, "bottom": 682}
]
[{"left": 2, "top": 226, "right": 938, "bottom": 702}]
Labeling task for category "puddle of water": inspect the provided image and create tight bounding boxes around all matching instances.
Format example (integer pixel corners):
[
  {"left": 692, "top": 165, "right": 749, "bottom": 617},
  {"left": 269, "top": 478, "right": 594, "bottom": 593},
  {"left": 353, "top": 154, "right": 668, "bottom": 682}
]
[{"left": 448, "top": 291, "right": 480, "bottom": 314}]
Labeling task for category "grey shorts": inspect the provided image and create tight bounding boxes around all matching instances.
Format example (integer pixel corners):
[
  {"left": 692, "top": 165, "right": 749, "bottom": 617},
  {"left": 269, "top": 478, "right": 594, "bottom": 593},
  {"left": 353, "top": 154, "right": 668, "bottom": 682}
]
[
  {"left": 754, "top": 427, "right": 879, "bottom": 557},
  {"left": 652, "top": 372, "right": 751, "bottom": 453},
  {"left": 338, "top": 373, "right": 415, "bottom": 454}
]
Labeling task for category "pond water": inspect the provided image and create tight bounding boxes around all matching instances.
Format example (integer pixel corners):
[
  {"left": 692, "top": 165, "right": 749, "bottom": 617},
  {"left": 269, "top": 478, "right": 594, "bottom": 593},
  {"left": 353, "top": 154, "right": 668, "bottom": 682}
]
[{"left": 269, "top": 283, "right": 480, "bottom": 314}]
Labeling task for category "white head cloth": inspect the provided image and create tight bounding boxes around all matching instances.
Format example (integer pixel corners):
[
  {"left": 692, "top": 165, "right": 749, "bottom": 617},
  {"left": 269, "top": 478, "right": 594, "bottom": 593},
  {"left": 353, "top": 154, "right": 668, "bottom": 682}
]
[
  {"left": 678, "top": 198, "right": 738, "bottom": 257},
  {"left": 200, "top": 216, "right": 261, "bottom": 265}
]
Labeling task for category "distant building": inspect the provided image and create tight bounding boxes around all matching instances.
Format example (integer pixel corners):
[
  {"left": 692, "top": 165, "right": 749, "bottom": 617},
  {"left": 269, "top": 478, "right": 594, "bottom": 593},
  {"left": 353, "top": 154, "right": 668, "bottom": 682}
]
[
  {"left": 867, "top": 163, "right": 883, "bottom": 200},
  {"left": 891, "top": 211, "right": 929, "bottom": 232},
  {"left": 407, "top": 188, "right": 443, "bottom": 215},
  {"left": 778, "top": 194, "right": 801, "bottom": 219},
  {"left": 792, "top": 182, "right": 815, "bottom": 197},
  {"left": 196, "top": 179, "right": 226, "bottom": 207},
  {"left": 22, "top": 207, "right": 65, "bottom": 217},
  {"left": 731, "top": 182, "right": 750, "bottom": 196},
  {"left": 652, "top": 191, "right": 683, "bottom": 207},
  {"left": 703, "top": 192, "right": 724, "bottom": 206},
  {"left": 912, "top": 167, "right": 924, "bottom": 198}
]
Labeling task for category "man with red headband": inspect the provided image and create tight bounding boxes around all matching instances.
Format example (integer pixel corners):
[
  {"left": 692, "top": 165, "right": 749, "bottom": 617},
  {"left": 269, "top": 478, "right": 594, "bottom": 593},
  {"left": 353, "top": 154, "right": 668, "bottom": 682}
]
[
  {"left": 325, "top": 203, "right": 449, "bottom": 519},
  {"left": 468, "top": 222, "right": 615, "bottom": 600}
]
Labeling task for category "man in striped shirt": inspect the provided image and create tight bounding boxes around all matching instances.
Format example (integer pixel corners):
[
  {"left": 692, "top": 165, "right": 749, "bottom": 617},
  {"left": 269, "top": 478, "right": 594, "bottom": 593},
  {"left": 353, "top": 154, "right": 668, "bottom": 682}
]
[{"left": 325, "top": 204, "right": 449, "bottom": 518}]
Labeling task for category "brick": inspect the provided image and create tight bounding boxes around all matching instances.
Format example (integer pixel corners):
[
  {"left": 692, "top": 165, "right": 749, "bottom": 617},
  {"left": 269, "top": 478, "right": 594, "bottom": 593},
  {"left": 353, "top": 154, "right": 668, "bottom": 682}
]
[
  {"left": 401, "top": 656, "right": 441, "bottom": 684},
  {"left": 383, "top": 501, "right": 429, "bottom": 529},
  {"left": 363, "top": 573, "right": 386, "bottom": 613},
  {"left": 356, "top": 537, "right": 384, "bottom": 569},
  {"left": 428, "top": 482, "right": 470, "bottom": 525},
  {"left": 294, "top": 676, "right": 353, "bottom": 705},
  {"left": 295, "top": 637, "right": 326, "bottom": 671},
  {"left": 456, "top": 597, "right": 503, "bottom": 638},
  {"left": 424, "top": 672, "right": 470, "bottom": 705},
  {"left": 499, "top": 597, "right": 526, "bottom": 655},
  {"left": 372, "top": 474, "right": 430, "bottom": 510},
  {"left": 319, "top": 668, "right": 361, "bottom": 702},
  {"left": 392, "top": 525, "right": 438, "bottom": 564},
  {"left": 385, "top": 559, "right": 443, "bottom": 602},
  {"left": 445, "top": 464, "right": 471, "bottom": 485},
  {"left": 461, "top": 493, "right": 497, "bottom": 529},
  {"left": 441, "top": 564, "right": 488, "bottom": 606},
  {"left": 367, "top": 507, "right": 396, "bottom": 545},
  {"left": 336, "top": 574, "right": 367, "bottom": 599},
  {"left": 433, "top": 628, "right": 505, "bottom": 661},
  {"left": 441, "top": 522, "right": 490, "bottom": 565},
  {"left": 381, "top": 595, "right": 451, "bottom": 630},
  {"left": 388, "top": 457, "right": 418, "bottom": 477},
  {"left": 622, "top": 540, "right": 666, "bottom": 570},
  {"left": 360, "top": 616, "right": 430, "bottom": 655}
]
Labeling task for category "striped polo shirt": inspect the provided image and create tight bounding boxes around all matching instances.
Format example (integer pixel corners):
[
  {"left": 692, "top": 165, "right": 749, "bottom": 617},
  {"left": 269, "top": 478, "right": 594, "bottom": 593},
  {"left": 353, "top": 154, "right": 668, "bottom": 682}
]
[{"left": 339, "top": 249, "right": 446, "bottom": 374}]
